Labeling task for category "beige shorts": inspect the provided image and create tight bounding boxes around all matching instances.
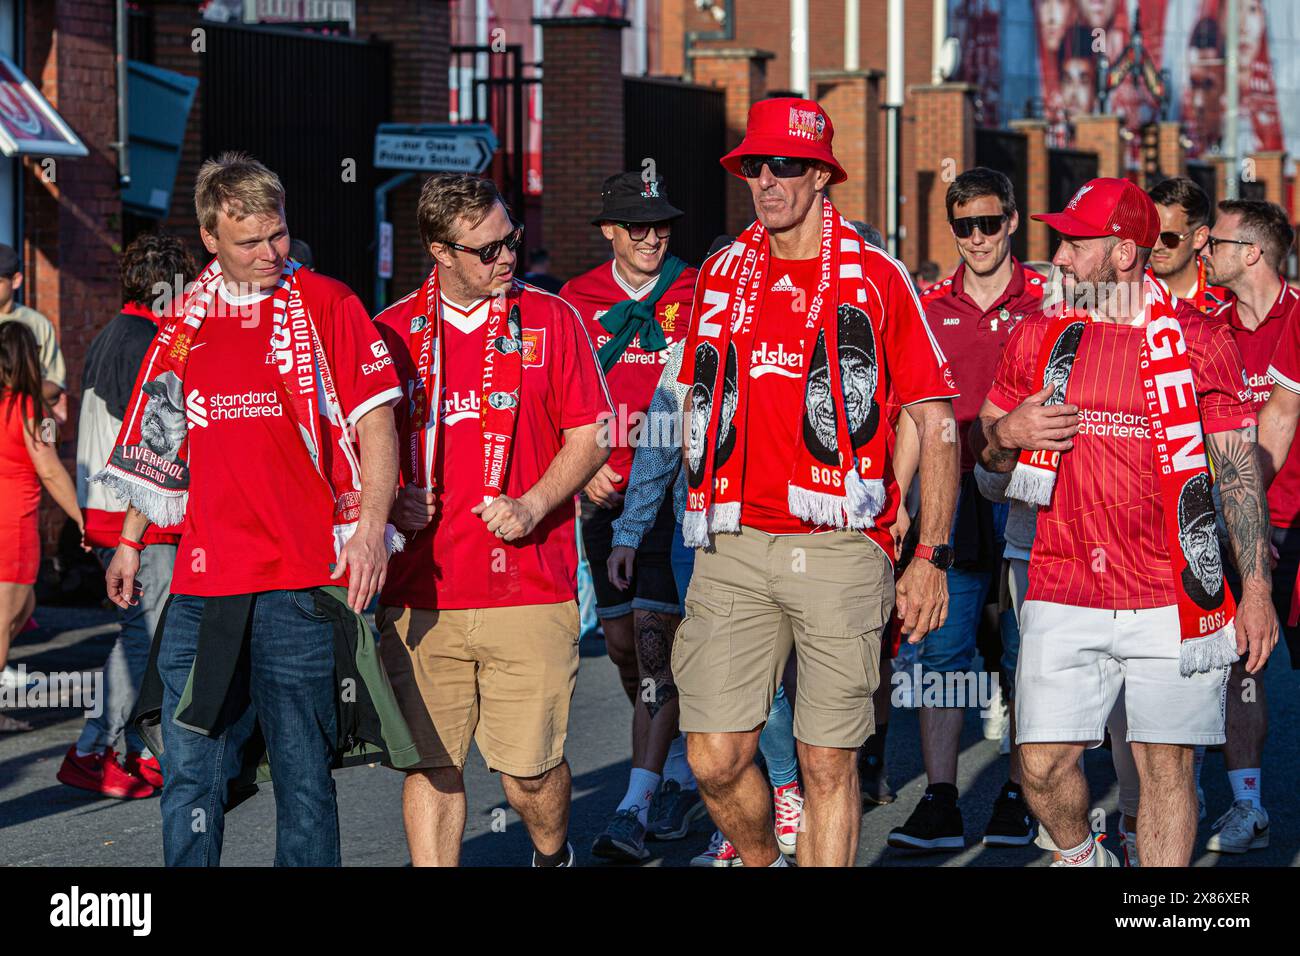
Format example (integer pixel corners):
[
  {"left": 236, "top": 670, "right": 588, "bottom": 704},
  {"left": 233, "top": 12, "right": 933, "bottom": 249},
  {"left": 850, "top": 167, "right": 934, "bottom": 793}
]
[
  {"left": 376, "top": 602, "right": 580, "bottom": 777},
  {"left": 672, "top": 527, "right": 892, "bottom": 748}
]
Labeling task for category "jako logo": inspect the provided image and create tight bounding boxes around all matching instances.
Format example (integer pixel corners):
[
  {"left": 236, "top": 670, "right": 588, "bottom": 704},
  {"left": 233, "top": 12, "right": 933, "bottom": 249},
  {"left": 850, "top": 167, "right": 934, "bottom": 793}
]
[
  {"left": 750, "top": 341, "right": 804, "bottom": 379},
  {"left": 50, "top": 886, "right": 151, "bottom": 936}
]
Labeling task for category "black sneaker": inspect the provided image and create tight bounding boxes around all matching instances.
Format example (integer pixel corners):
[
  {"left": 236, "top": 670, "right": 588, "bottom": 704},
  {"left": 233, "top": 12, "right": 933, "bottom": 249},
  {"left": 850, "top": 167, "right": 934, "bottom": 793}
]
[
  {"left": 859, "top": 753, "right": 896, "bottom": 806},
  {"left": 887, "top": 786, "right": 964, "bottom": 851},
  {"left": 982, "top": 783, "right": 1035, "bottom": 847}
]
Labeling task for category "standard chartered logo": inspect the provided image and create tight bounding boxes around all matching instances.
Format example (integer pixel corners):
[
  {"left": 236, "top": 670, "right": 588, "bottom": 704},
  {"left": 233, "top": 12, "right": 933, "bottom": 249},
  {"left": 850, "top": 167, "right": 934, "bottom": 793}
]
[{"left": 186, "top": 387, "right": 283, "bottom": 427}]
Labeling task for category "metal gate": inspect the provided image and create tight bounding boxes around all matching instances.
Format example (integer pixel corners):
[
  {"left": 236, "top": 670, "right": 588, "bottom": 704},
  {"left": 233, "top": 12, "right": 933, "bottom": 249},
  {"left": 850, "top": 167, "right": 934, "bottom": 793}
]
[
  {"left": 450, "top": 44, "right": 539, "bottom": 224},
  {"left": 202, "top": 24, "right": 391, "bottom": 301},
  {"left": 624, "top": 77, "right": 726, "bottom": 266},
  {"left": 1047, "top": 148, "right": 1100, "bottom": 249},
  {"left": 976, "top": 128, "right": 1029, "bottom": 262}
]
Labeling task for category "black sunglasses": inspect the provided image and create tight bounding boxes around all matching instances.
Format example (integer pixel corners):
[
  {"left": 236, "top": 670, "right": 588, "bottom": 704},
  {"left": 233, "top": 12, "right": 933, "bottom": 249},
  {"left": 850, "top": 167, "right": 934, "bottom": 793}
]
[
  {"left": 738, "top": 156, "right": 812, "bottom": 179},
  {"left": 1206, "top": 235, "right": 1254, "bottom": 253},
  {"left": 950, "top": 215, "right": 1007, "bottom": 239},
  {"left": 616, "top": 221, "right": 673, "bottom": 242},
  {"left": 441, "top": 224, "right": 524, "bottom": 264}
]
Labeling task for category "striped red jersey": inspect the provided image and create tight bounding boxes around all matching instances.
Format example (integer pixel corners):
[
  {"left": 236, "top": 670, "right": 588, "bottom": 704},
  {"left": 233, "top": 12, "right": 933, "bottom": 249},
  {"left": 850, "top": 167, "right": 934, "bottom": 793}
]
[{"left": 988, "top": 303, "right": 1254, "bottom": 609}]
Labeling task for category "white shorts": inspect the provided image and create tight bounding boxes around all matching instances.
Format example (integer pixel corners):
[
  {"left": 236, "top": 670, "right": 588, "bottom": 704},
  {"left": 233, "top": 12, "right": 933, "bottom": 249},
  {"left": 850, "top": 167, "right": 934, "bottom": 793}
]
[{"left": 1015, "top": 601, "right": 1229, "bottom": 747}]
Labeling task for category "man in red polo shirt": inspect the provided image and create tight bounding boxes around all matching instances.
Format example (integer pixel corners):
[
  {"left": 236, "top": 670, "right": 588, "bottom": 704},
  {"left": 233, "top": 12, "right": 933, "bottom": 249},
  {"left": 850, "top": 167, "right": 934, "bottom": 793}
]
[
  {"left": 376, "top": 173, "right": 612, "bottom": 867},
  {"left": 887, "top": 168, "right": 1044, "bottom": 854},
  {"left": 674, "top": 98, "right": 959, "bottom": 868},
  {"left": 974, "top": 178, "right": 1276, "bottom": 867},
  {"left": 1148, "top": 177, "right": 1228, "bottom": 314},
  {"left": 1204, "top": 198, "right": 1298, "bottom": 853},
  {"left": 559, "top": 173, "right": 702, "bottom": 860}
]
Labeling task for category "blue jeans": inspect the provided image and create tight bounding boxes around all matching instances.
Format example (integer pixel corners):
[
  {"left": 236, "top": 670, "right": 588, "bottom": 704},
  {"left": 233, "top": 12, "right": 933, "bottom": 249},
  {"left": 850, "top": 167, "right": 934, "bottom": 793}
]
[
  {"left": 157, "top": 590, "right": 340, "bottom": 867},
  {"left": 576, "top": 520, "right": 600, "bottom": 638},
  {"left": 916, "top": 566, "right": 992, "bottom": 696},
  {"left": 81, "top": 544, "right": 176, "bottom": 755}
]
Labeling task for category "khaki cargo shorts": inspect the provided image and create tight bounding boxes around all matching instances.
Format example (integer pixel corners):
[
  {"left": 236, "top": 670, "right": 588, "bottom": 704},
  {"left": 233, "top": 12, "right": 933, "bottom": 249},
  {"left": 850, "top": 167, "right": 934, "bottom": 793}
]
[
  {"left": 376, "top": 602, "right": 580, "bottom": 777},
  {"left": 672, "top": 527, "right": 892, "bottom": 749}
]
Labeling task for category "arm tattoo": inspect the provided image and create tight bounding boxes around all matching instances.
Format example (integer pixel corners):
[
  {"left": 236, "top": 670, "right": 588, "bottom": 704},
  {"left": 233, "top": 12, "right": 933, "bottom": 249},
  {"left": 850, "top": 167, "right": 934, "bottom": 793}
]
[{"left": 1209, "top": 427, "right": 1271, "bottom": 586}]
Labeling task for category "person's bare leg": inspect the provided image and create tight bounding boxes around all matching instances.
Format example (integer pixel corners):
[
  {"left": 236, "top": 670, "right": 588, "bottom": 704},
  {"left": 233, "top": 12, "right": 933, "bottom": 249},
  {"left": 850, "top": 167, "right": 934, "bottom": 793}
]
[
  {"left": 603, "top": 614, "right": 638, "bottom": 705},
  {"left": 402, "top": 766, "right": 466, "bottom": 867},
  {"left": 1224, "top": 660, "right": 1266, "bottom": 771},
  {"left": 1008, "top": 700, "right": 1021, "bottom": 785},
  {"left": 0, "top": 583, "right": 34, "bottom": 669},
  {"left": 1020, "top": 742, "right": 1090, "bottom": 850},
  {"left": 796, "top": 742, "right": 860, "bottom": 866},
  {"left": 920, "top": 706, "right": 963, "bottom": 784},
  {"left": 1131, "top": 742, "right": 1196, "bottom": 866},
  {"left": 632, "top": 609, "right": 682, "bottom": 772},
  {"left": 688, "top": 729, "right": 777, "bottom": 866},
  {"left": 501, "top": 759, "right": 572, "bottom": 857}
]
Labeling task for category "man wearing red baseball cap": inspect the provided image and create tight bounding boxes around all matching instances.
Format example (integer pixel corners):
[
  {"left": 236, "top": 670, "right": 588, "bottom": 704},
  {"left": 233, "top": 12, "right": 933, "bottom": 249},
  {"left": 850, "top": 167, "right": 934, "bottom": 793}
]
[
  {"left": 673, "top": 97, "right": 960, "bottom": 867},
  {"left": 971, "top": 177, "right": 1277, "bottom": 867}
]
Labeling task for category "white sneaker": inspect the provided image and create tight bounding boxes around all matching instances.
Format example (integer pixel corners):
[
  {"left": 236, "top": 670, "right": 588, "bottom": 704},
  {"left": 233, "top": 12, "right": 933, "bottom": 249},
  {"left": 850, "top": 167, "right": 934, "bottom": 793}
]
[
  {"left": 0, "top": 665, "right": 35, "bottom": 692},
  {"left": 690, "top": 830, "right": 743, "bottom": 867},
  {"left": 773, "top": 782, "right": 803, "bottom": 856},
  {"left": 982, "top": 686, "right": 1008, "bottom": 741},
  {"left": 1050, "top": 843, "right": 1120, "bottom": 867},
  {"left": 1206, "top": 801, "right": 1269, "bottom": 854}
]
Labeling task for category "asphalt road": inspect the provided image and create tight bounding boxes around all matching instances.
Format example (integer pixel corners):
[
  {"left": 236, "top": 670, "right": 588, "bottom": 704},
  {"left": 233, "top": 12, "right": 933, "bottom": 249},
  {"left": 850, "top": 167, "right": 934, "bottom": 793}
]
[{"left": 2, "top": 604, "right": 1296, "bottom": 867}]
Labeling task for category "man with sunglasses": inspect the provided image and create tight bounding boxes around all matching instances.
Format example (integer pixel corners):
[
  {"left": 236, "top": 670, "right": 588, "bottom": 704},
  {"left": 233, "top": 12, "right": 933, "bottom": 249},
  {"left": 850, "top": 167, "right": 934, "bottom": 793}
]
[
  {"left": 1203, "top": 199, "right": 1299, "bottom": 854},
  {"left": 887, "top": 168, "right": 1045, "bottom": 854},
  {"left": 1148, "top": 177, "right": 1226, "bottom": 314},
  {"left": 375, "top": 172, "right": 613, "bottom": 866},
  {"left": 674, "top": 98, "right": 958, "bottom": 867},
  {"left": 559, "top": 172, "right": 701, "bottom": 861}
]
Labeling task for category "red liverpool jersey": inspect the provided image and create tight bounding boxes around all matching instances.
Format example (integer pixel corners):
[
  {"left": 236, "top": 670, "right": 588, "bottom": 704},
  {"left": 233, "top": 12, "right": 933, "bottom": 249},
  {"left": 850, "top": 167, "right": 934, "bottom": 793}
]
[
  {"left": 559, "top": 261, "right": 698, "bottom": 491},
  {"left": 1214, "top": 283, "right": 1300, "bottom": 528},
  {"left": 922, "top": 259, "right": 1045, "bottom": 472},
  {"left": 988, "top": 303, "right": 1253, "bottom": 610}
]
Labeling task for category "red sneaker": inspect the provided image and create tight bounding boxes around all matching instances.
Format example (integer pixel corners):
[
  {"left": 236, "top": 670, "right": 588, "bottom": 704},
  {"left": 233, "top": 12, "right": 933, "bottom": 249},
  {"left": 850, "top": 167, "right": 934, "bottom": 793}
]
[
  {"left": 56, "top": 746, "right": 156, "bottom": 799},
  {"left": 124, "top": 751, "right": 164, "bottom": 789}
]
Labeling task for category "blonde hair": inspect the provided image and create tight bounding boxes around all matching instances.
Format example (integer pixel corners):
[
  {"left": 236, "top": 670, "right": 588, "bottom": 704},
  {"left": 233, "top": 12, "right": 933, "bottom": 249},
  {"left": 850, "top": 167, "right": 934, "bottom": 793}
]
[
  {"left": 417, "top": 173, "right": 506, "bottom": 249},
  {"left": 194, "top": 151, "right": 285, "bottom": 236}
]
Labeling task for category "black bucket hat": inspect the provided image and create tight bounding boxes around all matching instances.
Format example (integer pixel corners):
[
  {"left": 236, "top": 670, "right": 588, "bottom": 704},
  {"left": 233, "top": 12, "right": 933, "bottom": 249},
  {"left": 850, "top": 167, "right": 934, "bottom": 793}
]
[{"left": 591, "top": 172, "right": 685, "bottom": 225}]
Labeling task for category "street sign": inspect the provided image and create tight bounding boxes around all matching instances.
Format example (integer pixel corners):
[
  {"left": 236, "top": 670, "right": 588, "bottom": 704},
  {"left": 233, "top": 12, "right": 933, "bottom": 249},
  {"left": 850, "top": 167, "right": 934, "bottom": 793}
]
[
  {"left": 374, "top": 123, "right": 497, "bottom": 174},
  {"left": 377, "top": 221, "right": 393, "bottom": 279}
]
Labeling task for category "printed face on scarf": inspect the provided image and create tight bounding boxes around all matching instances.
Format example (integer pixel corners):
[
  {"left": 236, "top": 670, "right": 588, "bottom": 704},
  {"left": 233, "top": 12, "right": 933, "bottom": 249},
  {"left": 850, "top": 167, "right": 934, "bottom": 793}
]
[
  {"left": 744, "top": 159, "right": 833, "bottom": 234},
  {"left": 431, "top": 200, "right": 517, "bottom": 303},
  {"left": 140, "top": 375, "right": 187, "bottom": 461},
  {"left": 715, "top": 343, "right": 739, "bottom": 466},
  {"left": 1042, "top": 321, "right": 1084, "bottom": 406},
  {"left": 1180, "top": 518, "right": 1223, "bottom": 598},
  {"left": 687, "top": 384, "right": 711, "bottom": 474},
  {"left": 201, "top": 206, "right": 290, "bottom": 296},
  {"left": 804, "top": 334, "right": 839, "bottom": 455}
]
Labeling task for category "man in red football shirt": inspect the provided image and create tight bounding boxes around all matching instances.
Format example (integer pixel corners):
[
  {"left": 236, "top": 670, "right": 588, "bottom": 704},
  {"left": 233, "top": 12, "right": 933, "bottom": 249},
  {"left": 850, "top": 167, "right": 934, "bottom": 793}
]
[
  {"left": 1148, "top": 177, "right": 1226, "bottom": 313},
  {"left": 559, "top": 172, "right": 702, "bottom": 860},
  {"left": 674, "top": 98, "right": 958, "bottom": 868},
  {"left": 1206, "top": 199, "right": 1299, "bottom": 853},
  {"left": 102, "top": 153, "right": 403, "bottom": 866},
  {"left": 888, "top": 167, "right": 1044, "bottom": 853},
  {"left": 376, "top": 173, "right": 612, "bottom": 867},
  {"left": 974, "top": 178, "right": 1277, "bottom": 867}
]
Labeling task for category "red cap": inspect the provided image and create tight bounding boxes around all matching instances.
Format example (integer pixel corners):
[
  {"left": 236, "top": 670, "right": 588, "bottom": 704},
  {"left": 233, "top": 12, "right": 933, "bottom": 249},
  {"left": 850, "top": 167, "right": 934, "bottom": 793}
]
[
  {"left": 1032, "top": 177, "right": 1161, "bottom": 247},
  {"left": 720, "top": 98, "right": 847, "bottom": 184}
]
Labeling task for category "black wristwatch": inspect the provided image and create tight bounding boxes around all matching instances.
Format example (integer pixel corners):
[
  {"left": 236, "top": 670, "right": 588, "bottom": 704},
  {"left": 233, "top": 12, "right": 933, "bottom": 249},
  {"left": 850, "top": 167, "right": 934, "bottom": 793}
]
[{"left": 914, "top": 543, "right": 955, "bottom": 570}]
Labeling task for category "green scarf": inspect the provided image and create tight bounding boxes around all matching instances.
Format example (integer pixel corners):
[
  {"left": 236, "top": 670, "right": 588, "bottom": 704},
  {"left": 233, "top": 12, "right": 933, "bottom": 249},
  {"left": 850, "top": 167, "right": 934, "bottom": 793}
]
[{"left": 596, "top": 255, "right": 688, "bottom": 373}]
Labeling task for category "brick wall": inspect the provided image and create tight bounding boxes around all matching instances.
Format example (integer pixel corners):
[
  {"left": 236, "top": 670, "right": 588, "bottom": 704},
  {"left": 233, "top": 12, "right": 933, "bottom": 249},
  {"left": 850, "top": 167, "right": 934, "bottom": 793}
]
[
  {"left": 152, "top": 2, "right": 207, "bottom": 267},
  {"left": 22, "top": 0, "right": 123, "bottom": 544},
  {"left": 1250, "top": 152, "right": 1286, "bottom": 208},
  {"left": 814, "top": 70, "right": 883, "bottom": 227},
  {"left": 356, "top": 0, "right": 451, "bottom": 298},
  {"left": 1074, "top": 114, "right": 1123, "bottom": 180},
  {"left": 1010, "top": 119, "right": 1050, "bottom": 263},
  {"left": 538, "top": 18, "right": 629, "bottom": 280},
  {"left": 692, "top": 48, "right": 772, "bottom": 236},
  {"left": 908, "top": 84, "right": 975, "bottom": 275}
]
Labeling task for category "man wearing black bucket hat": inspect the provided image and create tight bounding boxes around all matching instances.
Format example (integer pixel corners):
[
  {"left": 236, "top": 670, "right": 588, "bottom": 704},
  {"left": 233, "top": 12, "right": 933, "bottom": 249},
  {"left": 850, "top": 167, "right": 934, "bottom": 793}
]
[{"left": 560, "top": 173, "right": 701, "bottom": 861}]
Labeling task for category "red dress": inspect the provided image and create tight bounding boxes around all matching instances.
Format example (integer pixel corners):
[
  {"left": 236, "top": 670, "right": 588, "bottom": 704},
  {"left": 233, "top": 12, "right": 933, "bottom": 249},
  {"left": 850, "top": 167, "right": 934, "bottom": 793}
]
[{"left": 0, "top": 390, "right": 40, "bottom": 584}]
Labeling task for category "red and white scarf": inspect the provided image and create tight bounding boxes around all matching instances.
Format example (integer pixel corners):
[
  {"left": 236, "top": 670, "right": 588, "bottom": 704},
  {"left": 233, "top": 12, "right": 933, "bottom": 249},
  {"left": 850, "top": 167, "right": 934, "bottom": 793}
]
[
  {"left": 1006, "top": 275, "right": 1237, "bottom": 674},
  {"left": 96, "top": 258, "right": 403, "bottom": 557},
  {"left": 683, "top": 198, "right": 887, "bottom": 547},
  {"left": 402, "top": 266, "right": 523, "bottom": 503}
]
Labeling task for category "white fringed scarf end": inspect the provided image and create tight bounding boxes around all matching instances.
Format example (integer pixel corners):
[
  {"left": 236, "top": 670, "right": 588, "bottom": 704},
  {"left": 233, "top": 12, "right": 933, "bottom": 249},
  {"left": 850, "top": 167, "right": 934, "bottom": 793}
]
[{"left": 1178, "top": 619, "right": 1239, "bottom": 677}]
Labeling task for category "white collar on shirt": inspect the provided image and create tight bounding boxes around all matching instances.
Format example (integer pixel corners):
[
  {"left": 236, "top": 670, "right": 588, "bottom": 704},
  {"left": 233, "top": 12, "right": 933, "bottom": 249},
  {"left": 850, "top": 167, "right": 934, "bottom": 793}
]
[
  {"left": 218, "top": 281, "right": 271, "bottom": 307},
  {"left": 611, "top": 261, "right": 656, "bottom": 301},
  {"left": 440, "top": 293, "right": 490, "bottom": 334}
]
